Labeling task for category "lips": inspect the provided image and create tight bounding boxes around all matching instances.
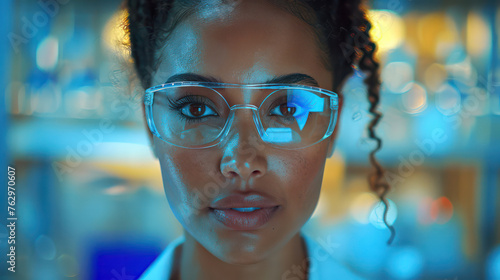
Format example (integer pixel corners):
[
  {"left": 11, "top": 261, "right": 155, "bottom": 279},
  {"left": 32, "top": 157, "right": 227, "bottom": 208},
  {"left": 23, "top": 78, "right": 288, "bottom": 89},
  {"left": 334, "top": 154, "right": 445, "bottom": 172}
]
[
  {"left": 210, "top": 206, "right": 280, "bottom": 230},
  {"left": 209, "top": 193, "right": 280, "bottom": 230},
  {"left": 209, "top": 193, "right": 280, "bottom": 209}
]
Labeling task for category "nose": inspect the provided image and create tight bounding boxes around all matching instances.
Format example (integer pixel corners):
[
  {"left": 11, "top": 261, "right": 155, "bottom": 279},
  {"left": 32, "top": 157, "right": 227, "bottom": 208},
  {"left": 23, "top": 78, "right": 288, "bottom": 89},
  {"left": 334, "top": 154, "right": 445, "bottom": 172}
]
[{"left": 219, "top": 109, "right": 267, "bottom": 183}]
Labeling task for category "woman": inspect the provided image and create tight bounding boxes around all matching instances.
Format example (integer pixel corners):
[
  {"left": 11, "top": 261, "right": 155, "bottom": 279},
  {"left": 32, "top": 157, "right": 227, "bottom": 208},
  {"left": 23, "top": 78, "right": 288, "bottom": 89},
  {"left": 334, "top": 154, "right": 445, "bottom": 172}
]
[{"left": 125, "top": 0, "right": 393, "bottom": 279}]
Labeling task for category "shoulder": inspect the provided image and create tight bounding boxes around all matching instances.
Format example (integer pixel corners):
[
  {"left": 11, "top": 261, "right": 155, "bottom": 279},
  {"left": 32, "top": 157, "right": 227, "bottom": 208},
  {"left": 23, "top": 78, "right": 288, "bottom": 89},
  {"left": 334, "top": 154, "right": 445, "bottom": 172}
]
[
  {"left": 139, "top": 235, "right": 185, "bottom": 280},
  {"left": 302, "top": 233, "right": 366, "bottom": 280}
]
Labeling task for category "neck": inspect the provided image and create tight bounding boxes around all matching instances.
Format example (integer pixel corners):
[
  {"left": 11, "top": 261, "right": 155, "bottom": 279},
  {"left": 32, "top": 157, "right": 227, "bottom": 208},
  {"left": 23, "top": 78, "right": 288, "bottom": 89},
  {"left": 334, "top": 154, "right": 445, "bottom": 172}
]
[{"left": 176, "top": 231, "right": 309, "bottom": 280}]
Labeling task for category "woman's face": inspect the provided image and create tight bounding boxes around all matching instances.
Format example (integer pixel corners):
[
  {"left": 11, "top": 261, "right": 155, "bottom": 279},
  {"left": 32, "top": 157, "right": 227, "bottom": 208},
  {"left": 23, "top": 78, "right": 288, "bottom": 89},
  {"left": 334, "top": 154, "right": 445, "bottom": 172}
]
[{"left": 151, "top": 0, "right": 336, "bottom": 264}]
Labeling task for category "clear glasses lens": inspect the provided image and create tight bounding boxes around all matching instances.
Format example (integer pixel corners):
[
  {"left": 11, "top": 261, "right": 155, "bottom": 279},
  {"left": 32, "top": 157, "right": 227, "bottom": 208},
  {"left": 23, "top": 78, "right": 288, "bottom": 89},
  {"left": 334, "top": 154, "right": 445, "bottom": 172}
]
[
  {"left": 150, "top": 86, "right": 334, "bottom": 148},
  {"left": 259, "top": 88, "right": 332, "bottom": 148},
  {"left": 152, "top": 86, "right": 228, "bottom": 147}
]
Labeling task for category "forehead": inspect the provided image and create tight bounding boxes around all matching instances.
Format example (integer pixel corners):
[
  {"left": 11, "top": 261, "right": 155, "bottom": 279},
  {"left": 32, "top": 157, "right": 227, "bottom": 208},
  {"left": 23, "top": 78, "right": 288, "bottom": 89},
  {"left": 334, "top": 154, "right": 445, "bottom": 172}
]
[{"left": 152, "top": 0, "right": 332, "bottom": 91}]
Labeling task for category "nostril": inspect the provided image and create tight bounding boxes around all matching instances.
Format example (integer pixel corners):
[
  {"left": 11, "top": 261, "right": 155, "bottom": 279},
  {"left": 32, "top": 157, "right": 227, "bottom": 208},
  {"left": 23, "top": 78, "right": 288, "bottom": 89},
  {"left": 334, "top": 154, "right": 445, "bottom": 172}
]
[
  {"left": 251, "top": 170, "right": 263, "bottom": 178},
  {"left": 227, "top": 171, "right": 238, "bottom": 178},
  {"left": 222, "top": 167, "right": 263, "bottom": 181}
]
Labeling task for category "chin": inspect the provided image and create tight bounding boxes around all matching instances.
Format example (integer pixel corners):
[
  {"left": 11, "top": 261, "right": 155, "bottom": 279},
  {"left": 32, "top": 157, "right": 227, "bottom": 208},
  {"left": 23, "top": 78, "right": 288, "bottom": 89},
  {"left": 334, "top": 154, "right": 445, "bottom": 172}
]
[
  {"left": 202, "top": 236, "right": 271, "bottom": 265},
  {"left": 218, "top": 250, "right": 268, "bottom": 265}
]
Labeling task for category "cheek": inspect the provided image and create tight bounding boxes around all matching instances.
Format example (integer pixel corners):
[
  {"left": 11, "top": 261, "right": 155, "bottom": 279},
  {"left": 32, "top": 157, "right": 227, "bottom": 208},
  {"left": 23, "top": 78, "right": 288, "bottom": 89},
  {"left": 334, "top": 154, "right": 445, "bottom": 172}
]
[
  {"left": 155, "top": 140, "right": 220, "bottom": 209},
  {"left": 263, "top": 147, "right": 327, "bottom": 237},
  {"left": 274, "top": 146, "right": 329, "bottom": 211}
]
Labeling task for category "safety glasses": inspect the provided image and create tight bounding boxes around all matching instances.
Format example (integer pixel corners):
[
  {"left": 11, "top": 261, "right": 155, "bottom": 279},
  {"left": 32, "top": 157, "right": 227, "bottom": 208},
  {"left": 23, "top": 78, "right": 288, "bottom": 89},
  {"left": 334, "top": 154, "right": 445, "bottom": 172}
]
[{"left": 144, "top": 81, "right": 339, "bottom": 150}]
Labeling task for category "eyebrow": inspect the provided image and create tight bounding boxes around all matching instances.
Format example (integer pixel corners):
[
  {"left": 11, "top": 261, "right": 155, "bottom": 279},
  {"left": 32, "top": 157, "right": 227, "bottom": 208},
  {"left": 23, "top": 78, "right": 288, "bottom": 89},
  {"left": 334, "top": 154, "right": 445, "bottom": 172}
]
[
  {"left": 166, "top": 73, "right": 220, "bottom": 83},
  {"left": 165, "top": 73, "right": 320, "bottom": 87},
  {"left": 265, "top": 73, "right": 319, "bottom": 87}
]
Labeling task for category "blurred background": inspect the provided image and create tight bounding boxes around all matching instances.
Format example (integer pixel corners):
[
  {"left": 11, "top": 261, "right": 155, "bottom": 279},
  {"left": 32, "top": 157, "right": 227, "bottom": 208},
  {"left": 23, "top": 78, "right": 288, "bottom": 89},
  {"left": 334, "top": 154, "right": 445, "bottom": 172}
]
[{"left": 1, "top": 0, "right": 499, "bottom": 279}]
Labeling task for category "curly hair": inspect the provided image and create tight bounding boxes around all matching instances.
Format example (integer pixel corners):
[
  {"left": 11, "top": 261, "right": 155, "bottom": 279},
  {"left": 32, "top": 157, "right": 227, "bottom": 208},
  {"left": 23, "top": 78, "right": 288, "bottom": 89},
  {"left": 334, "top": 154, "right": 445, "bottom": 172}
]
[{"left": 124, "top": 0, "right": 395, "bottom": 244}]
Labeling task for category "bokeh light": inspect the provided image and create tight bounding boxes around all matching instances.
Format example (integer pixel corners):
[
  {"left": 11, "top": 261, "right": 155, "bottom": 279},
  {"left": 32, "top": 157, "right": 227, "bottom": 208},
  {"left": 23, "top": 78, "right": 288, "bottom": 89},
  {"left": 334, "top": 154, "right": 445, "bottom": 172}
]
[
  {"left": 417, "top": 197, "right": 434, "bottom": 225},
  {"left": 369, "top": 199, "right": 398, "bottom": 230},
  {"left": 36, "top": 36, "right": 59, "bottom": 71},
  {"left": 435, "top": 83, "right": 461, "bottom": 116},
  {"left": 446, "top": 55, "right": 478, "bottom": 90},
  {"left": 102, "top": 9, "right": 130, "bottom": 58},
  {"left": 401, "top": 82, "right": 428, "bottom": 114},
  {"left": 382, "top": 62, "right": 414, "bottom": 93},
  {"left": 430, "top": 196, "right": 454, "bottom": 224},
  {"left": 350, "top": 192, "right": 379, "bottom": 224},
  {"left": 387, "top": 247, "right": 424, "bottom": 279},
  {"left": 423, "top": 63, "right": 448, "bottom": 92},
  {"left": 35, "top": 235, "right": 57, "bottom": 261},
  {"left": 487, "top": 246, "right": 500, "bottom": 280},
  {"left": 416, "top": 13, "right": 459, "bottom": 59},
  {"left": 368, "top": 10, "right": 405, "bottom": 54},
  {"left": 463, "top": 87, "right": 489, "bottom": 116},
  {"left": 5, "top": 1, "right": 499, "bottom": 279},
  {"left": 466, "top": 11, "right": 492, "bottom": 57}
]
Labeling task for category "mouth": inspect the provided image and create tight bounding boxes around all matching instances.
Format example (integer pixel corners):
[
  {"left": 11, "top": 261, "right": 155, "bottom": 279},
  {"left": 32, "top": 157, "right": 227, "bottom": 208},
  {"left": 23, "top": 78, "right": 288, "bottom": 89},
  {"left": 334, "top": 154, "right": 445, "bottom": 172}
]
[{"left": 209, "top": 206, "right": 280, "bottom": 231}]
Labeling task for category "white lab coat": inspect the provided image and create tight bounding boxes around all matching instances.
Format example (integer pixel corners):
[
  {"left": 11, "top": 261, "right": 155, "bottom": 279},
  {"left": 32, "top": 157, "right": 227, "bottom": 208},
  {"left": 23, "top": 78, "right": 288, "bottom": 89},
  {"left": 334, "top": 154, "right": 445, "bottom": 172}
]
[{"left": 139, "top": 232, "right": 366, "bottom": 280}]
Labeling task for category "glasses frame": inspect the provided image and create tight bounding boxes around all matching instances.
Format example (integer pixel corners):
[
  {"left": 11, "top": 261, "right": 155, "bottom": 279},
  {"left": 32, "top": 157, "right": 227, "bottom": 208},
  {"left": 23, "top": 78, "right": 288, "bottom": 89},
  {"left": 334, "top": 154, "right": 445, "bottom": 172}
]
[{"left": 144, "top": 81, "right": 339, "bottom": 150}]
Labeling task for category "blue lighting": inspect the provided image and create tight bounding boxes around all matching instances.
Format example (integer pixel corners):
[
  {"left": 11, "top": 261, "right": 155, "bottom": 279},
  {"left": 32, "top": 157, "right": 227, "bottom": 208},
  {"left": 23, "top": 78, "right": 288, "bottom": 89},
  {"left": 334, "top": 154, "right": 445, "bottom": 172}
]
[
  {"left": 387, "top": 247, "right": 424, "bottom": 279},
  {"left": 487, "top": 246, "right": 500, "bottom": 280}
]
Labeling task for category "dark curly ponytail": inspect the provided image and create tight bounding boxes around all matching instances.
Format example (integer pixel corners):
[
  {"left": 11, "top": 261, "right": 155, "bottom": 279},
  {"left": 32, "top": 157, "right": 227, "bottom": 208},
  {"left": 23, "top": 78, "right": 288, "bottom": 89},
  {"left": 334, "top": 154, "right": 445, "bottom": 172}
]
[
  {"left": 125, "top": 0, "right": 395, "bottom": 244},
  {"left": 318, "top": 0, "right": 396, "bottom": 245}
]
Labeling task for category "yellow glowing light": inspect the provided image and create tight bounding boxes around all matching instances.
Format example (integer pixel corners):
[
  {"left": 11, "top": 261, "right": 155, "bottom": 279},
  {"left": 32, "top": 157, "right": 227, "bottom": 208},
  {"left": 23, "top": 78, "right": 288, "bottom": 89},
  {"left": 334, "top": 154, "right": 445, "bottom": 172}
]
[
  {"left": 466, "top": 12, "right": 492, "bottom": 57},
  {"left": 36, "top": 36, "right": 59, "bottom": 71},
  {"left": 350, "top": 192, "right": 379, "bottom": 224},
  {"left": 368, "top": 10, "right": 405, "bottom": 54},
  {"left": 91, "top": 160, "right": 163, "bottom": 192},
  {"left": 314, "top": 153, "right": 345, "bottom": 221},
  {"left": 423, "top": 63, "right": 448, "bottom": 92},
  {"left": 417, "top": 13, "right": 459, "bottom": 59},
  {"left": 498, "top": 7, "right": 500, "bottom": 54},
  {"left": 102, "top": 9, "right": 130, "bottom": 57}
]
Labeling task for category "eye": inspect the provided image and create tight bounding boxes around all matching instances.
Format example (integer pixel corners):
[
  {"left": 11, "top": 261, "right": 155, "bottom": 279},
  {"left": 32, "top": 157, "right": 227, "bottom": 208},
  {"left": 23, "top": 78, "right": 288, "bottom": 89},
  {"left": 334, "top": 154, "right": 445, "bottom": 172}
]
[
  {"left": 180, "top": 103, "right": 218, "bottom": 118},
  {"left": 270, "top": 103, "right": 304, "bottom": 117}
]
